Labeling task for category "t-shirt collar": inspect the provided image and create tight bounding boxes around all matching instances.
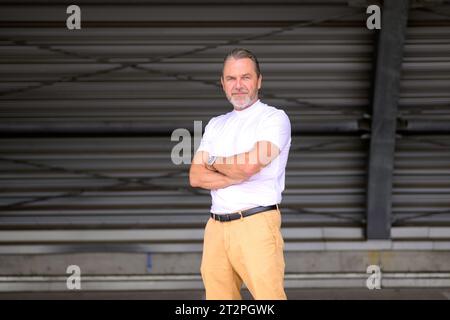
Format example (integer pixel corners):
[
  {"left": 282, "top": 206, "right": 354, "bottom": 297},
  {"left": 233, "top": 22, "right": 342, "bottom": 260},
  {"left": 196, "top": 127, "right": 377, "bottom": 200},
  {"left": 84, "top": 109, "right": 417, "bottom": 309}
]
[{"left": 232, "top": 99, "right": 262, "bottom": 117}]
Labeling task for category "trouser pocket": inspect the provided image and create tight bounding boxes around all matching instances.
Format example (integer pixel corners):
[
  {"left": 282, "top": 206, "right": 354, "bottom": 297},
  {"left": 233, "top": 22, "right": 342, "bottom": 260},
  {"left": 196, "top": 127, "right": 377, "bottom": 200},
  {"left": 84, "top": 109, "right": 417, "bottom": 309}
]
[{"left": 261, "top": 210, "right": 284, "bottom": 249}]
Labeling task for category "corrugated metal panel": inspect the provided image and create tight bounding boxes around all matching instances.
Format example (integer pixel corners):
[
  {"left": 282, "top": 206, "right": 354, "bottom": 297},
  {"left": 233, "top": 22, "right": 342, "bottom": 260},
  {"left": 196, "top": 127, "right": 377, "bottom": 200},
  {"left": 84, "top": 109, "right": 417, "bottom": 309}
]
[
  {"left": 392, "top": 135, "right": 450, "bottom": 226},
  {"left": 0, "top": 25, "right": 372, "bottom": 133},
  {"left": 394, "top": 8, "right": 450, "bottom": 228},
  {"left": 0, "top": 135, "right": 367, "bottom": 231}
]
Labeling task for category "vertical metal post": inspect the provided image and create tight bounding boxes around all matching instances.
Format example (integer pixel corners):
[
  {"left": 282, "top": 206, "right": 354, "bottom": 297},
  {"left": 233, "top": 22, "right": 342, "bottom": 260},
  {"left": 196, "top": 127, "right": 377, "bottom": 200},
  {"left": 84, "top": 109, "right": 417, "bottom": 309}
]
[{"left": 366, "top": 0, "right": 410, "bottom": 239}]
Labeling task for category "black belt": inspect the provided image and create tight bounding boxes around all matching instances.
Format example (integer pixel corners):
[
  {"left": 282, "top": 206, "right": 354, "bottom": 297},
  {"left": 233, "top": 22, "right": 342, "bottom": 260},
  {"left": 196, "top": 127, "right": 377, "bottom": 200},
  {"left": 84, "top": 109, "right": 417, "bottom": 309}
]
[{"left": 210, "top": 205, "right": 278, "bottom": 222}]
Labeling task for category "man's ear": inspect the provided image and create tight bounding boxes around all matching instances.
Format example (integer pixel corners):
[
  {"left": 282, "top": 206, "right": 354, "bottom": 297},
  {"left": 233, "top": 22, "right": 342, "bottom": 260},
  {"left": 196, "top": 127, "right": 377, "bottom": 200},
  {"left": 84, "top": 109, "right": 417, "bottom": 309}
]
[
  {"left": 257, "top": 74, "right": 262, "bottom": 90},
  {"left": 220, "top": 76, "right": 225, "bottom": 90}
]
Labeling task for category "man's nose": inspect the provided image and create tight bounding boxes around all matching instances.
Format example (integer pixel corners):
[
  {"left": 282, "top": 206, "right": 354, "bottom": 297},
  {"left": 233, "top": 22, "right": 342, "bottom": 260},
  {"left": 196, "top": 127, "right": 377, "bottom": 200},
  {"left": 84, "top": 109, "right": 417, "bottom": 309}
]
[{"left": 235, "top": 79, "right": 242, "bottom": 89}]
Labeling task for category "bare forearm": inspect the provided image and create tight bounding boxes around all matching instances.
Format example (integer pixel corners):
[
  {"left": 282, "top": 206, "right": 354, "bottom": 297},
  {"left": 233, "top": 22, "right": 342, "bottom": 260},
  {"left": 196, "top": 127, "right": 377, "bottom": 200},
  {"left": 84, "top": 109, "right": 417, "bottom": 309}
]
[
  {"left": 190, "top": 165, "right": 241, "bottom": 190},
  {"left": 213, "top": 153, "right": 259, "bottom": 180},
  {"left": 213, "top": 141, "right": 278, "bottom": 179},
  {"left": 196, "top": 170, "right": 237, "bottom": 190},
  {"left": 213, "top": 158, "right": 250, "bottom": 180}
]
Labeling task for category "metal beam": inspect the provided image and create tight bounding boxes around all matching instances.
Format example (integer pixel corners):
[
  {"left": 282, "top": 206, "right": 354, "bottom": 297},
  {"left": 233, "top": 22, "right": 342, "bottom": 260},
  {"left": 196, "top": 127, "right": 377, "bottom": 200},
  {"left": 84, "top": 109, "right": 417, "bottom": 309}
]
[{"left": 366, "top": 0, "right": 410, "bottom": 239}]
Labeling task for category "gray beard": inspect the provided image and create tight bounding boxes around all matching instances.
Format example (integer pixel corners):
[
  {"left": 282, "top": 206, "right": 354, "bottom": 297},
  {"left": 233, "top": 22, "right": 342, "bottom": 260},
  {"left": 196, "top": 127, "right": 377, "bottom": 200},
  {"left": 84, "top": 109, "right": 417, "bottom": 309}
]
[{"left": 228, "top": 94, "right": 255, "bottom": 110}]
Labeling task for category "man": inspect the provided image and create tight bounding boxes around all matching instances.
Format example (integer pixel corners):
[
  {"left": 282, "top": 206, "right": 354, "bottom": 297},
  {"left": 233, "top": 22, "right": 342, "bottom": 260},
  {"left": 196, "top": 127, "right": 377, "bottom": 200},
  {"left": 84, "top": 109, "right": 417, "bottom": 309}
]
[{"left": 189, "top": 48, "right": 291, "bottom": 300}]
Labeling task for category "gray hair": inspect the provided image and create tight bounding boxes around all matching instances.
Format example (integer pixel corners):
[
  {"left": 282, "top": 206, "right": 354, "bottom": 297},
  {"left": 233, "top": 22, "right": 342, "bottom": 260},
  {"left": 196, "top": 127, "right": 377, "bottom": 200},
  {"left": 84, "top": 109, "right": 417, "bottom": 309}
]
[{"left": 222, "top": 48, "right": 261, "bottom": 78}]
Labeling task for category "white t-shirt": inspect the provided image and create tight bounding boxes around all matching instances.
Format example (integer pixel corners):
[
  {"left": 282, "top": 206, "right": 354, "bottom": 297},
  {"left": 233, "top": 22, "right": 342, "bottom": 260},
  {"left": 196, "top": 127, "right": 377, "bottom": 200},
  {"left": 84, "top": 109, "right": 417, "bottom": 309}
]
[{"left": 197, "top": 99, "right": 291, "bottom": 214}]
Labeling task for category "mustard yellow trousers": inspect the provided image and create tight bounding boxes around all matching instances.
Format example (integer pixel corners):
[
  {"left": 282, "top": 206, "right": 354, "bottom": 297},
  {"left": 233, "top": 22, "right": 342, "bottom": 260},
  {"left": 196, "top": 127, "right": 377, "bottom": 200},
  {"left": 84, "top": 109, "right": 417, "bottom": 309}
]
[{"left": 200, "top": 209, "right": 287, "bottom": 300}]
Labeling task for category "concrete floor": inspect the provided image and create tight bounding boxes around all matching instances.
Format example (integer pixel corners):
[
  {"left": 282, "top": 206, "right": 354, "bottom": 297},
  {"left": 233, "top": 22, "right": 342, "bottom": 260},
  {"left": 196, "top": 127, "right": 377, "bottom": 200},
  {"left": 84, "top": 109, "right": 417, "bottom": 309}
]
[{"left": 1, "top": 288, "right": 450, "bottom": 300}]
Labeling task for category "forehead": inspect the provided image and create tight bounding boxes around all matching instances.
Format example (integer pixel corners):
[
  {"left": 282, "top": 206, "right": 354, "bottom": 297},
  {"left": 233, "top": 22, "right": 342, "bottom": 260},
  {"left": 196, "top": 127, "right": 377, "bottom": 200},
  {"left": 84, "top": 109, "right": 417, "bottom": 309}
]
[{"left": 223, "top": 57, "right": 257, "bottom": 76}]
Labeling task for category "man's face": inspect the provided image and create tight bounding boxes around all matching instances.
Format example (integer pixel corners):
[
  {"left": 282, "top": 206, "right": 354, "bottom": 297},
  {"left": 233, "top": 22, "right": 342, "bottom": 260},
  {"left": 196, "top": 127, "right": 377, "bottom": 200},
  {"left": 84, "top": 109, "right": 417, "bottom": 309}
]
[{"left": 221, "top": 57, "right": 262, "bottom": 111}]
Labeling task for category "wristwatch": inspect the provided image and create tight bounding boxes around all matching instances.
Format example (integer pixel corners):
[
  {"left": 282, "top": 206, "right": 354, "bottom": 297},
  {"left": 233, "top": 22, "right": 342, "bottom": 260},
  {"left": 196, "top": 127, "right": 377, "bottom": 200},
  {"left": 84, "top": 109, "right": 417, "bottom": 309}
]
[{"left": 207, "top": 155, "right": 217, "bottom": 167}]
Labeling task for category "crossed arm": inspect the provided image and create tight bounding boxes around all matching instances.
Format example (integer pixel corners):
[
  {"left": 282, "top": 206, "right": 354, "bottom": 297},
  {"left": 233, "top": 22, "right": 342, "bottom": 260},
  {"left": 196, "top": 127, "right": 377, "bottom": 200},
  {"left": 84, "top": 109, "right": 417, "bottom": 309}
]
[{"left": 189, "top": 141, "right": 280, "bottom": 190}]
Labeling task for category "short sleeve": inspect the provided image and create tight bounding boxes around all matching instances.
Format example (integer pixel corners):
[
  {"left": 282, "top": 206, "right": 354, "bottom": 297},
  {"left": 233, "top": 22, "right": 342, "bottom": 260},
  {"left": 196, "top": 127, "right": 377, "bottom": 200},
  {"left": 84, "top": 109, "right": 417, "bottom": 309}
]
[
  {"left": 256, "top": 110, "right": 291, "bottom": 151},
  {"left": 196, "top": 118, "right": 214, "bottom": 154}
]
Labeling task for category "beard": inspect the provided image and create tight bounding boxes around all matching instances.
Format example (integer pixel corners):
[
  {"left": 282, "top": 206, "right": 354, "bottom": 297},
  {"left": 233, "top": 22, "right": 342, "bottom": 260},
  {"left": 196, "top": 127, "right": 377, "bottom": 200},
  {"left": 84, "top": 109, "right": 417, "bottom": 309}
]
[{"left": 227, "top": 91, "right": 257, "bottom": 110}]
